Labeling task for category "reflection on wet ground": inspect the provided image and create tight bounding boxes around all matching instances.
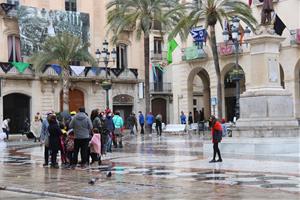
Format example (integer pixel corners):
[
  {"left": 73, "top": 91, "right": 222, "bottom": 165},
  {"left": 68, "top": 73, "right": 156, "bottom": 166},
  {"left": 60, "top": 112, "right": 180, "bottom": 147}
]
[{"left": 0, "top": 134, "right": 299, "bottom": 199}]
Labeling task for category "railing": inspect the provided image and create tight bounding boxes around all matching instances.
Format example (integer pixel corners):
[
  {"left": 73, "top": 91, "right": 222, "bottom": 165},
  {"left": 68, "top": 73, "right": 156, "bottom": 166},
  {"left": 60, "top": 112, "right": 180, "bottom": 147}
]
[
  {"left": 150, "top": 50, "right": 167, "bottom": 61},
  {"left": 0, "top": 62, "right": 139, "bottom": 80},
  {"left": 218, "top": 41, "right": 243, "bottom": 56},
  {"left": 150, "top": 82, "right": 172, "bottom": 93},
  {"left": 182, "top": 46, "right": 207, "bottom": 61},
  {"left": 290, "top": 29, "right": 300, "bottom": 46}
]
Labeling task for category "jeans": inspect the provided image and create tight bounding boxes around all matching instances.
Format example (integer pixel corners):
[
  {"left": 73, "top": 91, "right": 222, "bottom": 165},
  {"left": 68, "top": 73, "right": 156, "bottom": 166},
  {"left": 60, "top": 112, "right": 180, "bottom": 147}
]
[
  {"left": 140, "top": 124, "right": 144, "bottom": 134},
  {"left": 51, "top": 149, "right": 58, "bottom": 166},
  {"left": 73, "top": 138, "right": 89, "bottom": 165},
  {"left": 129, "top": 124, "right": 134, "bottom": 135},
  {"left": 213, "top": 142, "right": 222, "bottom": 160},
  {"left": 106, "top": 133, "right": 112, "bottom": 152},
  {"left": 148, "top": 124, "right": 153, "bottom": 134},
  {"left": 44, "top": 146, "right": 50, "bottom": 165},
  {"left": 2, "top": 128, "right": 9, "bottom": 140},
  {"left": 156, "top": 123, "right": 162, "bottom": 136}
]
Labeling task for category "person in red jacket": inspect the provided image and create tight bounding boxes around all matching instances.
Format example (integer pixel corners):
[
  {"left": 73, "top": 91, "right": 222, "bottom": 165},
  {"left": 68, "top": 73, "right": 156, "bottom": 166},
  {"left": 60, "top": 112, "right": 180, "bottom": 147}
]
[{"left": 209, "top": 115, "right": 223, "bottom": 163}]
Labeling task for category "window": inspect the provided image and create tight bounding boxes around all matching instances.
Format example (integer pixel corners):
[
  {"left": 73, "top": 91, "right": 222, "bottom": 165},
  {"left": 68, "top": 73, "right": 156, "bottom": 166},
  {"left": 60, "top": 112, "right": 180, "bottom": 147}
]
[
  {"left": 116, "top": 43, "right": 128, "bottom": 69},
  {"left": 65, "top": 0, "right": 77, "bottom": 12},
  {"left": 7, "top": 0, "right": 19, "bottom": 8},
  {"left": 154, "top": 37, "right": 163, "bottom": 54},
  {"left": 7, "top": 35, "right": 22, "bottom": 62}
]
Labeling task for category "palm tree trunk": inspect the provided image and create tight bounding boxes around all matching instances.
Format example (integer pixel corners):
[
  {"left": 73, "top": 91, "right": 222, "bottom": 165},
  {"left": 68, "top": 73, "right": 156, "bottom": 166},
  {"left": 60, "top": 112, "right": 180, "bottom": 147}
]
[
  {"left": 209, "top": 25, "right": 222, "bottom": 119},
  {"left": 62, "top": 66, "right": 70, "bottom": 112},
  {"left": 144, "top": 36, "right": 150, "bottom": 115}
]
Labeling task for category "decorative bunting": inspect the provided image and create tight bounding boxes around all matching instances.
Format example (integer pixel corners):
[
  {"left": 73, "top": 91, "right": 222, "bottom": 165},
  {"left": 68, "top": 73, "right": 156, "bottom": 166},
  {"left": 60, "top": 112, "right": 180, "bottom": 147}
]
[
  {"left": 0, "top": 62, "right": 13, "bottom": 73},
  {"left": 70, "top": 65, "right": 85, "bottom": 76},
  {"left": 11, "top": 62, "right": 30, "bottom": 73},
  {"left": 111, "top": 68, "right": 124, "bottom": 77},
  {"left": 51, "top": 64, "right": 62, "bottom": 75},
  {"left": 90, "top": 67, "right": 103, "bottom": 75}
]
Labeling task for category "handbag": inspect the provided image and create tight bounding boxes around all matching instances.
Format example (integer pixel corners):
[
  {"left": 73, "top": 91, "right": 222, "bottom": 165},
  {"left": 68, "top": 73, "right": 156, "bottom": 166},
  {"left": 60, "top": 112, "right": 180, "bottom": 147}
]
[{"left": 213, "top": 130, "right": 222, "bottom": 142}]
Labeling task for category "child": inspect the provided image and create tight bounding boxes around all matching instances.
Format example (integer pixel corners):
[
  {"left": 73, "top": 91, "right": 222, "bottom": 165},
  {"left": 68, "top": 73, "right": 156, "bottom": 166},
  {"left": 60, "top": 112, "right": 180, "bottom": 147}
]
[
  {"left": 65, "top": 129, "right": 75, "bottom": 167},
  {"left": 89, "top": 128, "right": 101, "bottom": 166}
]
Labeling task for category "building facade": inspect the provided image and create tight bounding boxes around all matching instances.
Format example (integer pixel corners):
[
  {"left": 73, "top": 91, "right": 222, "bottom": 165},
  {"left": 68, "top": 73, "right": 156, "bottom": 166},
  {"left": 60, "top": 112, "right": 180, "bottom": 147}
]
[
  {"left": 0, "top": 0, "right": 145, "bottom": 133},
  {"left": 168, "top": 0, "right": 300, "bottom": 125}
]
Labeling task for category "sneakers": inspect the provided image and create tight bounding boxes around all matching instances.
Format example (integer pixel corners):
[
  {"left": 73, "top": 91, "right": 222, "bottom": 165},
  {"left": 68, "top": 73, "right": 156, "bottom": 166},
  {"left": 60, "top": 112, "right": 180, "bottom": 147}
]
[
  {"left": 216, "top": 159, "right": 223, "bottom": 162},
  {"left": 209, "top": 159, "right": 217, "bottom": 163},
  {"left": 43, "top": 163, "right": 48, "bottom": 167}
]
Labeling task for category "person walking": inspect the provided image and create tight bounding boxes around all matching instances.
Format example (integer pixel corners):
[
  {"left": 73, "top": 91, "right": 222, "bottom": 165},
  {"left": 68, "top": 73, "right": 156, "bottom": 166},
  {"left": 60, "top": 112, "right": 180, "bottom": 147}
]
[
  {"left": 146, "top": 112, "right": 154, "bottom": 134},
  {"left": 112, "top": 111, "right": 124, "bottom": 148},
  {"left": 48, "top": 114, "right": 62, "bottom": 169},
  {"left": 69, "top": 107, "right": 93, "bottom": 168},
  {"left": 209, "top": 115, "right": 223, "bottom": 163},
  {"left": 155, "top": 114, "right": 162, "bottom": 136},
  {"left": 138, "top": 111, "right": 145, "bottom": 134},
  {"left": 180, "top": 111, "right": 186, "bottom": 124},
  {"left": 2, "top": 118, "right": 10, "bottom": 141},
  {"left": 105, "top": 111, "right": 114, "bottom": 153},
  {"left": 188, "top": 112, "right": 193, "bottom": 129},
  {"left": 127, "top": 112, "right": 137, "bottom": 135},
  {"left": 40, "top": 112, "right": 52, "bottom": 166}
]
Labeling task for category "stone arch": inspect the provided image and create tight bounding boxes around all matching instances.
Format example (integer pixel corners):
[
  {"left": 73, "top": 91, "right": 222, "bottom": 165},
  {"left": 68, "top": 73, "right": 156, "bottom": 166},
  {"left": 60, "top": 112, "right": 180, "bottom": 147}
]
[
  {"left": 3, "top": 93, "right": 31, "bottom": 133},
  {"left": 113, "top": 94, "right": 134, "bottom": 126},
  {"left": 294, "top": 59, "right": 300, "bottom": 119},
  {"left": 221, "top": 63, "right": 246, "bottom": 121},
  {"left": 187, "top": 66, "right": 211, "bottom": 120}
]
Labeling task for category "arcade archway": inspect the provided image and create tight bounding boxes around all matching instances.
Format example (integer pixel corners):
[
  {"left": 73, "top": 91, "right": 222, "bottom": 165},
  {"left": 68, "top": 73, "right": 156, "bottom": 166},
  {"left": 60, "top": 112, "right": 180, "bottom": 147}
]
[{"left": 3, "top": 93, "right": 31, "bottom": 133}]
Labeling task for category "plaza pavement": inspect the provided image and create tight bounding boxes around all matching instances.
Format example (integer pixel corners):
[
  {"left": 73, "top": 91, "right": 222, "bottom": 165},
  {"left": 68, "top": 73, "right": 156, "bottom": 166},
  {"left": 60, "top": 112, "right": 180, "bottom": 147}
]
[{"left": 0, "top": 133, "right": 299, "bottom": 199}]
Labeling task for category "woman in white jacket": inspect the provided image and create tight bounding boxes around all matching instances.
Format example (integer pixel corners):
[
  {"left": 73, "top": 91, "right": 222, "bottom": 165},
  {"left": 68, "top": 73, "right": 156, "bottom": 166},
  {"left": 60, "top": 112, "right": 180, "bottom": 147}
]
[{"left": 31, "top": 115, "right": 42, "bottom": 142}]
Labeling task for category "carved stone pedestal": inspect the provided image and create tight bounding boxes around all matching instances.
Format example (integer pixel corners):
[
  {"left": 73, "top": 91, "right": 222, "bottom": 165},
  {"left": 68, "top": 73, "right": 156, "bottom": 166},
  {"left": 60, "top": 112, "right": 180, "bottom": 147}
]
[{"left": 234, "top": 31, "right": 299, "bottom": 137}]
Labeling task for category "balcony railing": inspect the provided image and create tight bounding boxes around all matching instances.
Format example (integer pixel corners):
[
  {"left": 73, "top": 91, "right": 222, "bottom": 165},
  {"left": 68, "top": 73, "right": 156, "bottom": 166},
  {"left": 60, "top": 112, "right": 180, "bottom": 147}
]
[
  {"left": 150, "top": 50, "right": 167, "bottom": 61},
  {"left": 290, "top": 29, "right": 300, "bottom": 46},
  {"left": 0, "top": 62, "right": 139, "bottom": 81},
  {"left": 218, "top": 41, "right": 243, "bottom": 56},
  {"left": 150, "top": 82, "right": 172, "bottom": 93},
  {"left": 182, "top": 46, "right": 207, "bottom": 61}
]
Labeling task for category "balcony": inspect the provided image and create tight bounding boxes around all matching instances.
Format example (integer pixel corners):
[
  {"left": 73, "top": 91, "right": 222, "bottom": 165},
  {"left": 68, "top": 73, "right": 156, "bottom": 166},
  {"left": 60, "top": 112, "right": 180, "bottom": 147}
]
[
  {"left": 218, "top": 41, "right": 243, "bottom": 57},
  {"left": 150, "top": 82, "right": 172, "bottom": 94},
  {"left": 182, "top": 46, "right": 207, "bottom": 61},
  {"left": 150, "top": 50, "right": 167, "bottom": 61},
  {"left": 0, "top": 62, "right": 139, "bottom": 83},
  {"left": 290, "top": 29, "right": 300, "bottom": 47}
]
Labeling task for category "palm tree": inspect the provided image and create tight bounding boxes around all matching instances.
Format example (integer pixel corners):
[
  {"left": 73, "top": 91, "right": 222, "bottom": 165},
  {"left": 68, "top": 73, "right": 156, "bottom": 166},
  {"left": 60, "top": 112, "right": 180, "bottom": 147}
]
[
  {"left": 31, "top": 32, "right": 96, "bottom": 111},
  {"left": 170, "top": 0, "right": 257, "bottom": 119},
  {"left": 106, "top": 0, "right": 183, "bottom": 115}
]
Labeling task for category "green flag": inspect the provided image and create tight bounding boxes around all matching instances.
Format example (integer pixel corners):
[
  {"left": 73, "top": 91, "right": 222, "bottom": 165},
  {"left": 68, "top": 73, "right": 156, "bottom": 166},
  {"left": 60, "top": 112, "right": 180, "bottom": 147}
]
[
  {"left": 11, "top": 62, "right": 30, "bottom": 73},
  {"left": 167, "top": 39, "right": 178, "bottom": 64}
]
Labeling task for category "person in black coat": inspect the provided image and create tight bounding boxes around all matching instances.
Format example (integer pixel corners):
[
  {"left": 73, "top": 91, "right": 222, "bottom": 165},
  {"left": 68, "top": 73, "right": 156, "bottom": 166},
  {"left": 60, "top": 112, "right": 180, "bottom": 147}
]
[{"left": 48, "top": 114, "right": 62, "bottom": 168}]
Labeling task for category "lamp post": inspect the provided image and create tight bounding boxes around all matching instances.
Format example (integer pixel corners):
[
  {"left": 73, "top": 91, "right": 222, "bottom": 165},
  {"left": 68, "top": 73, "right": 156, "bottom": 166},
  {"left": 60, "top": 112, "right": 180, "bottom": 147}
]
[
  {"left": 95, "top": 40, "right": 117, "bottom": 109},
  {"left": 223, "top": 17, "right": 251, "bottom": 119}
]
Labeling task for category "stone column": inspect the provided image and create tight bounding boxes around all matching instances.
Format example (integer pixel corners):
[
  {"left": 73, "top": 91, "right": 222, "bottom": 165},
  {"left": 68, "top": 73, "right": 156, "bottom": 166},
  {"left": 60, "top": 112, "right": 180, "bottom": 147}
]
[{"left": 235, "top": 32, "right": 299, "bottom": 137}]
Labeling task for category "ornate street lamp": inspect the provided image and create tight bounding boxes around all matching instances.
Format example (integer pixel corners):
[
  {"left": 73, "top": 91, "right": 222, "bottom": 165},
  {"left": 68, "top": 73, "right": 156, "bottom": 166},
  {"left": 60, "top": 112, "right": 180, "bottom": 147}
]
[
  {"left": 95, "top": 40, "right": 117, "bottom": 109},
  {"left": 222, "top": 17, "right": 251, "bottom": 119}
]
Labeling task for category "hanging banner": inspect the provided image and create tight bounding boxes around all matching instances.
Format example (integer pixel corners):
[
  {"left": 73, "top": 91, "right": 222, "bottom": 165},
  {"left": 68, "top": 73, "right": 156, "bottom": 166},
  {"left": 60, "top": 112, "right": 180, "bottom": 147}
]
[
  {"left": 190, "top": 27, "right": 207, "bottom": 43},
  {"left": 51, "top": 64, "right": 62, "bottom": 75},
  {"left": 11, "top": 62, "right": 30, "bottom": 73},
  {"left": 0, "top": 62, "right": 13, "bottom": 73},
  {"left": 70, "top": 65, "right": 85, "bottom": 76}
]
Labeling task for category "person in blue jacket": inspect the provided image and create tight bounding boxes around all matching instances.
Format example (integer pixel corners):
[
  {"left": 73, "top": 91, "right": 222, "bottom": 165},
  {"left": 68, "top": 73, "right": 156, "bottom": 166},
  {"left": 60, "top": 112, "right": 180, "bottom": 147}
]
[
  {"left": 138, "top": 111, "right": 145, "bottom": 134},
  {"left": 146, "top": 112, "right": 154, "bottom": 134},
  {"left": 180, "top": 111, "right": 186, "bottom": 124}
]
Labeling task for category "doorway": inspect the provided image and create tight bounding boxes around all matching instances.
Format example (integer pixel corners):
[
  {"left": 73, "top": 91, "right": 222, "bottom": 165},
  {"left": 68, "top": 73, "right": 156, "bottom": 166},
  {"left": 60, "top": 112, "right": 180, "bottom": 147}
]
[
  {"left": 151, "top": 98, "right": 167, "bottom": 123},
  {"left": 60, "top": 89, "right": 84, "bottom": 112},
  {"left": 3, "top": 93, "right": 31, "bottom": 134}
]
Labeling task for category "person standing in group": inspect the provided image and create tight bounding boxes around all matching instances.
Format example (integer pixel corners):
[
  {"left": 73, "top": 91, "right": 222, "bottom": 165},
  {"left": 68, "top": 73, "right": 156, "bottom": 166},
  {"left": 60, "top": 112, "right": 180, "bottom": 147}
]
[
  {"left": 138, "top": 111, "right": 145, "bottom": 134},
  {"left": 112, "top": 111, "right": 124, "bottom": 148},
  {"left": 69, "top": 107, "right": 93, "bottom": 168},
  {"left": 48, "top": 114, "right": 62, "bottom": 168},
  {"left": 2, "top": 118, "right": 10, "bottom": 141},
  {"left": 155, "top": 114, "right": 162, "bottom": 136},
  {"left": 105, "top": 111, "right": 114, "bottom": 153},
  {"left": 40, "top": 112, "right": 52, "bottom": 166},
  {"left": 209, "top": 115, "right": 223, "bottom": 163},
  {"left": 127, "top": 112, "right": 137, "bottom": 135},
  {"left": 31, "top": 115, "right": 42, "bottom": 142},
  {"left": 65, "top": 130, "right": 75, "bottom": 167},
  {"left": 89, "top": 128, "right": 101, "bottom": 166},
  {"left": 146, "top": 112, "right": 154, "bottom": 134},
  {"left": 180, "top": 111, "right": 186, "bottom": 125},
  {"left": 188, "top": 112, "right": 193, "bottom": 129}
]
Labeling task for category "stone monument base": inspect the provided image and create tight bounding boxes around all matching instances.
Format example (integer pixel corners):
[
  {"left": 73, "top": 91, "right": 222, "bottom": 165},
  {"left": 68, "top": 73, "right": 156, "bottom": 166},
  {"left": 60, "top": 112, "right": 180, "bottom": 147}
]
[{"left": 234, "top": 88, "right": 300, "bottom": 137}]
